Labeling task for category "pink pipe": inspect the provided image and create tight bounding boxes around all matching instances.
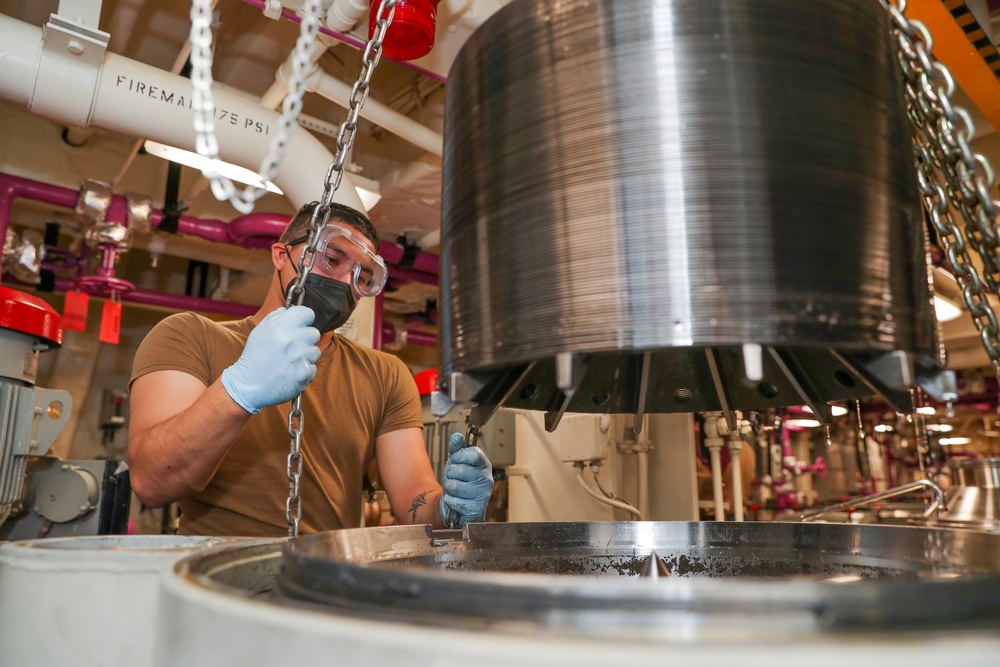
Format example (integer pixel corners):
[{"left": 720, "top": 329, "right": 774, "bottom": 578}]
[
  {"left": 1, "top": 173, "right": 439, "bottom": 287},
  {"left": 373, "top": 292, "right": 383, "bottom": 351},
  {"left": 48, "top": 276, "right": 256, "bottom": 318},
  {"left": 381, "top": 320, "right": 437, "bottom": 347},
  {"left": 386, "top": 265, "right": 438, "bottom": 286},
  {"left": 379, "top": 242, "right": 439, "bottom": 275},
  {"left": 239, "top": 0, "right": 447, "bottom": 83},
  {"left": 226, "top": 212, "right": 287, "bottom": 245},
  {"left": 0, "top": 175, "right": 79, "bottom": 273},
  {"left": 149, "top": 209, "right": 229, "bottom": 243}
]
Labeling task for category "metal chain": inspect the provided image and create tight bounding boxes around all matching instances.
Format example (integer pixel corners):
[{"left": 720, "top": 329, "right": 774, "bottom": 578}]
[
  {"left": 282, "top": 0, "right": 397, "bottom": 537},
  {"left": 883, "top": 0, "right": 1000, "bottom": 378},
  {"left": 189, "top": 0, "right": 326, "bottom": 215}
]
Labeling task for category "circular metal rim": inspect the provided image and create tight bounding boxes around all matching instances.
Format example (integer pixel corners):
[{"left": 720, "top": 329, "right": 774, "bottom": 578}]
[{"left": 277, "top": 522, "right": 1000, "bottom": 635}]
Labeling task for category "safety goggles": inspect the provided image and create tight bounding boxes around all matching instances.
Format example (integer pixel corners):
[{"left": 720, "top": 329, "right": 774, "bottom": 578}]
[{"left": 286, "top": 224, "right": 387, "bottom": 297}]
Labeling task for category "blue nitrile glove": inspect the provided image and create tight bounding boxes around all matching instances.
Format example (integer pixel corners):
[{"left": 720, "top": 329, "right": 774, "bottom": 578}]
[
  {"left": 220, "top": 306, "right": 321, "bottom": 414},
  {"left": 439, "top": 432, "right": 494, "bottom": 526}
]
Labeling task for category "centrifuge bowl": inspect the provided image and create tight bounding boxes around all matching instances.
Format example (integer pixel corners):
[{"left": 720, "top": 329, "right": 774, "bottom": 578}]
[{"left": 276, "top": 522, "right": 1000, "bottom": 634}]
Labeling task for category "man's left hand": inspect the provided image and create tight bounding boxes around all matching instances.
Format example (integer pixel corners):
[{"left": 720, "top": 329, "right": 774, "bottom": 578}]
[{"left": 440, "top": 432, "right": 493, "bottom": 526}]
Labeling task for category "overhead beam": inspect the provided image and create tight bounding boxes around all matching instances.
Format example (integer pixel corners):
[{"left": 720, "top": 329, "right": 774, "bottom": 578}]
[{"left": 905, "top": 0, "right": 1000, "bottom": 131}]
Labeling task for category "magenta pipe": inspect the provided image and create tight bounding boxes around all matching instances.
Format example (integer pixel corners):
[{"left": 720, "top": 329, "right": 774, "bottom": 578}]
[
  {"left": 386, "top": 265, "right": 438, "bottom": 286},
  {"left": 403, "top": 328, "right": 437, "bottom": 347},
  {"left": 239, "top": 0, "right": 447, "bottom": 83},
  {"left": 226, "top": 212, "right": 287, "bottom": 244},
  {"left": 379, "top": 241, "right": 439, "bottom": 275},
  {"left": 0, "top": 175, "right": 79, "bottom": 273},
  {"left": 148, "top": 209, "right": 229, "bottom": 243},
  {"left": 47, "top": 276, "right": 256, "bottom": 318},
  {"left": 2, "top": 172, "right": 439, "bottom": 281},
  {"left": 373, "top": 292, "right": 383, "bottom": 351},
  {"left": 381, "top": 320, "right": 437, "bottom": 348}
]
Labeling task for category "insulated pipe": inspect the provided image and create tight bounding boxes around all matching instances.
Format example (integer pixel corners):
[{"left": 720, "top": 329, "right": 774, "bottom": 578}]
[
  {"left": 299, "top": 67, "right": 444, "bottom": 156},
  {"left": 0, "top": 172, "right": 441, "bottom": 282},
  {"left": 0, "top": 13, "right": 364, "bottom": 213},
  {"left": 0, "top": 173, "right": 277, "bottom": 263}
]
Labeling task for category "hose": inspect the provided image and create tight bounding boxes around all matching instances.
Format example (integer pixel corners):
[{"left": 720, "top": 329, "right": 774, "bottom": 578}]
[{"left": 574, "top": 464, "right": 643, "bottom": 520}]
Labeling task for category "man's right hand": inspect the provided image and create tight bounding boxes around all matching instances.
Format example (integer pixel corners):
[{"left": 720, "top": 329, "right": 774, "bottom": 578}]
[{"left": 221, "top": 306, "right": 321, "bottom": 414}]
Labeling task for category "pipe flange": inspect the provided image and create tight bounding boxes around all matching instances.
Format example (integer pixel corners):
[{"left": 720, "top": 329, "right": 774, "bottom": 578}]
[{"left": 76, "top": 276, "right": 134, "bottom": 298}]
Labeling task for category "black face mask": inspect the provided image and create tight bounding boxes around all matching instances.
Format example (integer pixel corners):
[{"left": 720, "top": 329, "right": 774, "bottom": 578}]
[{"left": 283, "top": 271, "right": 357, "bottom": 334}]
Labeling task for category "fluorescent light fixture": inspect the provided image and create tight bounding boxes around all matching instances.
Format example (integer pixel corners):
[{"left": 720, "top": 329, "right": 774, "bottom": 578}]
[
  {"left": 785, "top": 418, "right": 822, "bottom": 429},
  {"left": 925, "top": 423, "right": 953, "bottom": 433},
  {"left": 143, "top": 141, "right": 283, "bottom": 195},
  {"left": 802, "top": 405, "right": 849, "bottom": 417},
  {"left": 933, "top": 295, "right": 962, "bottom": 322},
  {"left": 874, "top": 424, "right": 893, "bottom": 433},
  {"left": 350, "top": 173, "right": 382, "bottom": 212},
  {"left": 916, "top": 406, "right": 936, "bottom": 415},
  {"left": 939, "top": 437, "right": 972, "bottom": 446}
]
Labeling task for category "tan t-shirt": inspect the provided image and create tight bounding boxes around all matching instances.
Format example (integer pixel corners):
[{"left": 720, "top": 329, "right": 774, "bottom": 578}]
[{"left": 130, "top": 312, "right": 423, "bottom": 537}]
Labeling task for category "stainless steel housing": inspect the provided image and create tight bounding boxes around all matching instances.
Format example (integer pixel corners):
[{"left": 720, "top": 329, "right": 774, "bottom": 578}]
[
  {"left": 276, "top": 522, "right": 1000, "bottom": 635},
  {"left": 932, "top": 458, "right": 1000, "bottom": 531},
  {"left": 440, "top": 0, "right": 940, "bottom": 421}
]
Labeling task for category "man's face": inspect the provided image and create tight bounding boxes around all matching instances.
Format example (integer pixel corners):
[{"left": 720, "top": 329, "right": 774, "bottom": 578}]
[{"left": 282, "top": 224, "right": 385, "bottom": 299}]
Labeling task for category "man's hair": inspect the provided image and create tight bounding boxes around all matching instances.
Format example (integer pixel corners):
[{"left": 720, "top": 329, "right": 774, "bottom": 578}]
[{"left": 279, "top": 201, "right": 380, "bottom": 252}]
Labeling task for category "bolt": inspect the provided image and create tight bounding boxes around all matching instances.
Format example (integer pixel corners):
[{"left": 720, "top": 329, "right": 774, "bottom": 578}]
[{"left": 67, "top": 41, "right": 84, "bottom": 55}]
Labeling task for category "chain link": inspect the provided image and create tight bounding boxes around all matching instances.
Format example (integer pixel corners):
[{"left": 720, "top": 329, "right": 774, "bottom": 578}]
[
  {"left": 189, "top": 0, "right": 327, "bottom": 215},
  {"left": 281, "top": 0, "right": 397, "bottom": 537},
  {"left": 883, "top": 0, "right": 1000, "bottom": 377}
]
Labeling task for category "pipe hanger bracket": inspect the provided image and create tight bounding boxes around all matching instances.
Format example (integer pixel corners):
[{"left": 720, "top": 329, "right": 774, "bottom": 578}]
[{"left": 31, "top": 14, "right": 109, "bottom": 127}]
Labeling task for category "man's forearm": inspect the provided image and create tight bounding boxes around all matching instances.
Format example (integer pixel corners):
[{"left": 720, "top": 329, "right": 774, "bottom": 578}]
[
  {"left": 402, "top": 487, "right": 445, "bottom": 528},
  {"left": 129, "top": 380, "right": 252, "bottom": 507}
]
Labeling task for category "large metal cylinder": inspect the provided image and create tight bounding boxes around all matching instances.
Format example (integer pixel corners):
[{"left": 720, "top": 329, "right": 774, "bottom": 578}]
[{"left": 440, "top": 0, "right": 937, "bottom": 420}]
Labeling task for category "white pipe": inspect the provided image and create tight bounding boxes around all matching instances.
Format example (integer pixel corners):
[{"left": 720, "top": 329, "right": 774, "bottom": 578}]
[
  {"left": 574, "top": 467, "right": 643, "bottom": 521},
  {"left": 325, "top": 0, "right": 370, "bottom": 32},
  {"left": 728, "top": 441, "right": 744, "bottom": 522},
  {"left": 708, "top": 443, "right": 725, "bottom": 521},
  {"left": 636, "top": 415, "right": 650, "bottom": 518},
  {"left": 0, "top": 13, "right": 362, "bottom": 212},
  {"left": 0, "top": 15, "right": 41, "bottom": 106},
  {"left": 299, "top": 67, "right": 444, "bottom": 156},
  {"left": 637, "top": 449, "right": 649, "bottom": 519},
  {"left": 111, "top": 0, "right": 219, "bottom": 188}
]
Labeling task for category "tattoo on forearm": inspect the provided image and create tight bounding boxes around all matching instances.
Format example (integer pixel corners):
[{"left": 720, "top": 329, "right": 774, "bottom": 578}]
[{"left": 408, "top": 490, "right": 433, "bottom": 524}]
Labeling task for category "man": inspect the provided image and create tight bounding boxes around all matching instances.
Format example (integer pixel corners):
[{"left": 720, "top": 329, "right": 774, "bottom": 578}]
[{"left": 128, "top": 202, "right": 492, "bottom": 536}]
